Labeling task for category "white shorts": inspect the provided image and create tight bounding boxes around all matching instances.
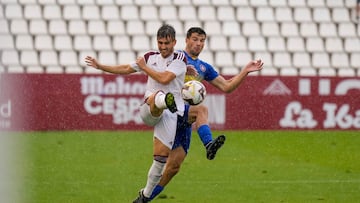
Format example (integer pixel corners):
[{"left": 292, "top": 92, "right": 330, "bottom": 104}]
[
  {"left": 154, "top": 110, "right": 178, "bottom": 149},
  {"left": 139, "top": 103, "right": 177, "bottom": 149},
  {"left": 140, "top": 103, "right": 161, "bottom": 126}
]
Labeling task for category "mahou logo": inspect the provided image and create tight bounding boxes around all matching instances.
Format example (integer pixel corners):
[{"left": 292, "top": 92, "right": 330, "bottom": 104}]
[
  {"left": 80, "top": 76, "right": 146, "bottom": 125},
  {"left": 80, "top": 76, "right": 146, "bottom": 95}
]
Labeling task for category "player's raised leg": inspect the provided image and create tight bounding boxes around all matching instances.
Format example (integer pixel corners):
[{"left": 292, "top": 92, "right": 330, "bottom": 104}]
[
  {"left": 189, "top": 104, "right": 226, "bottom": 160},
  {"left": 149, "top": 90, "right": 178, "bottom": 116},
  {"left": 139, "top": 91, "right": 178, "bottom": 127}
]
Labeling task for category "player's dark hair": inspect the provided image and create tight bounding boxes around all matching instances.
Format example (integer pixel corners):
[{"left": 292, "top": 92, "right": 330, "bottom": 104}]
[
  {"left": 186, "top": 27, "right": 207, "bottom": 38},
  {"left": 157, "top": 24, "right": 176, "bottom": 40}
]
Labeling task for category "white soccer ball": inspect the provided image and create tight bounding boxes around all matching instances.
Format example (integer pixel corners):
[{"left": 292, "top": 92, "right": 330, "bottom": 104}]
[{"left": 181, "top": 80, "right": 207, "bottom": 105}]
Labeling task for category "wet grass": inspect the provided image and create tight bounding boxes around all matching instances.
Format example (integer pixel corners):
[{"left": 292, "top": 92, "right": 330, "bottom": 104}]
[{"left": 13, "top": 130, "right": 360, "bottom": 203}]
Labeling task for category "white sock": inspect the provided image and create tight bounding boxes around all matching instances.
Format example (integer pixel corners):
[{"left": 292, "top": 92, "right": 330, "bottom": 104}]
[
  {"left": 154, "top": 92, "right": 167, "bottom": 109},
  {"left": 143, "top": 160, "right": 165, "bottom": 197}
]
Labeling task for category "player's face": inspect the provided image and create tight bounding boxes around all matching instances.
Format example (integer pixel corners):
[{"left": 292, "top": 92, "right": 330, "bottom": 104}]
[
  {"left": 185, "top": 33, "right": 206, "bottom": 58},
  {"left": 157, "top": 37, "right": 176, "bottom": 58}
]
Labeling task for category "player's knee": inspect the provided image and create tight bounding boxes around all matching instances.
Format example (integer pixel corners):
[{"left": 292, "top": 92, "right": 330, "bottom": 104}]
[
  {"left": 167, "top": 161, "right": 182, "bottom": 176},
  {"left": 146, "top": 94, "right": 163, "bottom": 117},
  {"left": 198, "top": 104, "right": 208, "bottom": 114},
  {"left": 151, "top": 108, "right": 163, "bottom": 117}
]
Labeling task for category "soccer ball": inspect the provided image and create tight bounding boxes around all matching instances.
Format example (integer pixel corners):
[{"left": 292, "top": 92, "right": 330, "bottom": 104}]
[{"left": 181, "top": 80, "right": 207, "bottom": 105}]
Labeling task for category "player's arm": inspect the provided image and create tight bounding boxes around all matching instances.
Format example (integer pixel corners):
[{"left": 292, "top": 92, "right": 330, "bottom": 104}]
[
  {"left": 140, "top": 65, "right": 176, "bottom": 85},
  {"left": 186, "top": 65, "right": 198, "bottom": 77},
  {"left": 184, "top": 65, "right": 200, "bottom": 82},
  {"left": 210, "top": 59, "right": 264, "bottom": 93},
  {"left": 85, "top": 56, "right": 137, "bottom": 74}
]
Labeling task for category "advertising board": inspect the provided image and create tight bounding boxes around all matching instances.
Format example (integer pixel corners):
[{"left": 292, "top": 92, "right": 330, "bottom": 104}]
[{"left": 0, "top": 74, "right": 359, "bottom": 131}]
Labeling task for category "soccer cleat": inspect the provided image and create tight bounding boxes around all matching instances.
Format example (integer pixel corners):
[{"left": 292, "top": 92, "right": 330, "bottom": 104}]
[
  {"left": 206, "top": 135, "right": 226, "bottom": 160},
  {"left": 133, "top": 189, "right": 151, "bottom": 203},
  {"left": 165, "top": 92, "right": 177, "bottom": 113}
]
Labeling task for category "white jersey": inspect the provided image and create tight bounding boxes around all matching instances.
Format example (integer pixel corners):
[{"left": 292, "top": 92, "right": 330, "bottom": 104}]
[
  {"left": 133, "top": 51, "right": 187, "bottom": 149},
  {"left": 132, "top": 51, "right": 187, "bottom": 116}
]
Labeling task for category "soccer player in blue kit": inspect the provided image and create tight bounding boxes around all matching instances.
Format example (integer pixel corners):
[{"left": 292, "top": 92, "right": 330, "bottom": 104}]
[{"left": 136, "top": 27, "right": 264, "bottom": 202}]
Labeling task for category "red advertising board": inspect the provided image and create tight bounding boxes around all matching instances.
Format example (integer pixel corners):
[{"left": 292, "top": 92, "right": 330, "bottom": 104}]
[{"left": 0, "top": 74, "right": 359, "bottom": 131}]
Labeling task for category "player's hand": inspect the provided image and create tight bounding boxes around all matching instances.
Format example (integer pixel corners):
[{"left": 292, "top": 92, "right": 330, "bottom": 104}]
[
  {"left": 186, "top": 65, "right": 199, "bottom": 77},
  {"left": 244, "top": 59, "right": 264, "bottom": 73},
  {"left": 136, "top": 56, "right": 146, "bottom": 70},
  {"left": 85, "top": 56, "right": 100, "bottom": 69}
]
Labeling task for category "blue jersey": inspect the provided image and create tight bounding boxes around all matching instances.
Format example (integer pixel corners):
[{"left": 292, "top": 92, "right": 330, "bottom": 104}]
[
  {"left": 182, "top": 50, "right": 219, "bottom": 82},
  {"left": 176, "top": 51, "right": 218, "bottom": 151}
]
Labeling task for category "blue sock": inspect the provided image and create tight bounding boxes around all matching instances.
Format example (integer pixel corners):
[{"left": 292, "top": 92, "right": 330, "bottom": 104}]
[
  {"left": 197, "top": 124, "right": 213, "bottom": 146},
  {"left": 150, "top": 185, "right": 164, "bottom": 200}
]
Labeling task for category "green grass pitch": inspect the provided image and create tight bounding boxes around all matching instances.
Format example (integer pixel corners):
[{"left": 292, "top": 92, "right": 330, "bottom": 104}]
[{"left": 13, "top": 130, "right": 360, "bottom": 202}]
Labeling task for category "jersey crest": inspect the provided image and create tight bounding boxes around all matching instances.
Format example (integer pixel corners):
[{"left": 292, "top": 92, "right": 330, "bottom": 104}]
[{"left": 199, "top": 64, "right": 206, "bottom": 73}]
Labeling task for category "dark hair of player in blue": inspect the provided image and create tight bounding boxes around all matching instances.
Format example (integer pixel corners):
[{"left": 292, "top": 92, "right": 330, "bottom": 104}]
[
  {"left": 157, "top": 24, "right": 176, "bottom": 40},
  {"left": 186, "top": 27, "right": 207, "bottom": 38}
]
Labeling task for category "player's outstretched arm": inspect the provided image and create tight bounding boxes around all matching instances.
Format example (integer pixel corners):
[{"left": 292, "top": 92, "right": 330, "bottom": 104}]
[
  {"left": 84, "top": 56, "right": 136, "bottom": 75},
  {"left": 210, "top": 59, "right": 264, "bottom": 93}
]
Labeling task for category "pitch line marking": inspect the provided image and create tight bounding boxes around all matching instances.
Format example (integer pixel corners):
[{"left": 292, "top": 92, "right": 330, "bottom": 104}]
[
  {"left": 192, "top": 180, "right": 360, "bottom": 184},
  {"left": 245, "top": 180, "right": 360, "bottom": 184}
]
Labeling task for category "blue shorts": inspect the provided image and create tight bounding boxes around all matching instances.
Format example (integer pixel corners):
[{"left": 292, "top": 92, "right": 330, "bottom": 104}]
[{"left": 172, "top": 104, "right": 192, "bottom": 154}]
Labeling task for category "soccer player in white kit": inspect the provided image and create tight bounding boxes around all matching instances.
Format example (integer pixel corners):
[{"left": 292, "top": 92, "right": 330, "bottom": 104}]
[{"left": 85, "top": 24, "right": 187, "bottom": 202}]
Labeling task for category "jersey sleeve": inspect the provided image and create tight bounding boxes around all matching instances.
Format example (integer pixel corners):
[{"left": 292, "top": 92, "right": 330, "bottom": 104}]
[
  {"left": 130, "top": 50, "right": 159, "bottom": 72},
  {"left": 202, "top": 61, "right": 219, "bottom": 81},
  {"left": 129, "top": 62, "right": 141, "bottom": 72},
  {"left": 167, "top": 51, "right": 187, "bottom": 76}
]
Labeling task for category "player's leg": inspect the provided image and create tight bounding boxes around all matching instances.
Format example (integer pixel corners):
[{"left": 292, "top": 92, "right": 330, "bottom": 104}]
[
  {"left": 149, "top": 106, "right": 192, "bottom": 200},
  {"left": 148, "top": 91, "right": 177, "bottom": 116},
  {"left": 149, "top": 146, "right": 187, "bottom": 200},
  {"left": 189, "top": 104, "right": 212, "bottom": 144},
  {"left": 143, "top": 138, "right": 170, "bottom": 196},
  {"left": 189, "top": 104, "right": 226, "bottom": 160},
  {"left": 133, "top": 138, "right": 170, "bottom": 203},
  {"left": 139, "top": 91, "right": 177, "bottom": 127},
  {"left": 133, "top": 112, "right": 177, "bottom": 202},
  {"left": 161, "top": 146, "right": 187, "bottom": 184}
]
